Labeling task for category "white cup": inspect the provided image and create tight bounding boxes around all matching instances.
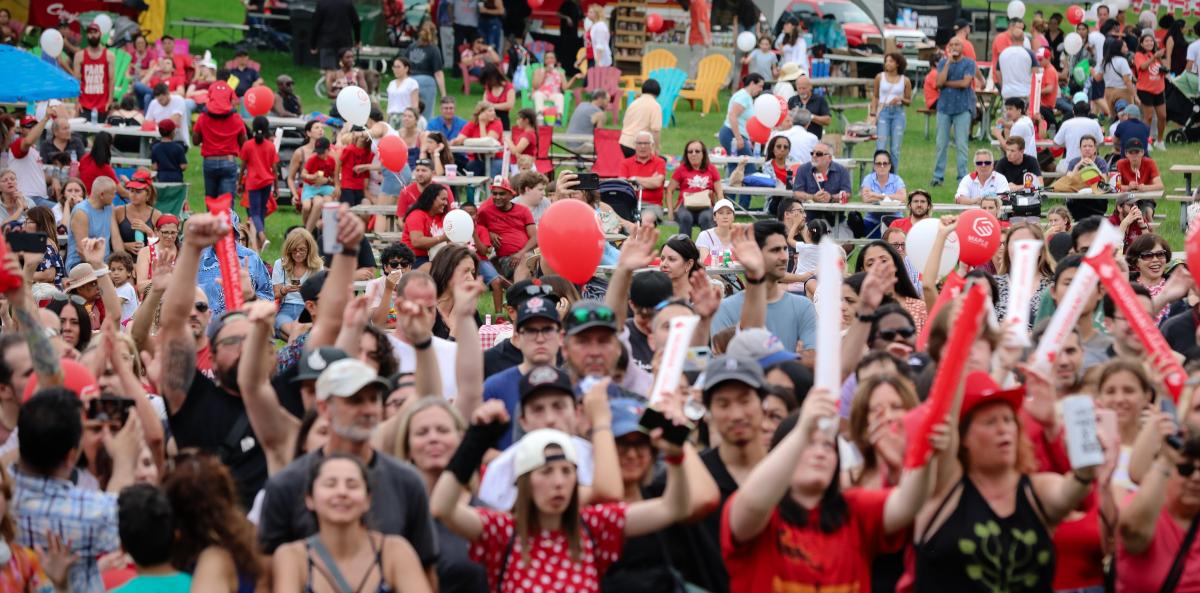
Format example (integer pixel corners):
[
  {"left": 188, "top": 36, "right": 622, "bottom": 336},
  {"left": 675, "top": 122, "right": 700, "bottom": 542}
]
[{"left": 445, "top": 164, "right": 458, "bottom": 178}]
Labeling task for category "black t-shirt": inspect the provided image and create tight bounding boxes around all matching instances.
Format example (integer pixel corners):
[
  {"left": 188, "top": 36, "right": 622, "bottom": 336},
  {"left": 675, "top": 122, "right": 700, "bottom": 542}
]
[
  {"left": 788, "top": 94, "right": 831, "bottom": 138},
  {"left": 169, "top": 371, "right": 267, "bottom": 511},
  {"left": 407, "top": 43, "right": 444, "bottom": 78},
  {"left": 1163, "top": 308, "right": 1198, "bottom": 356},
  {"left": 435, "top": 519, "right": 488, "bottom": 593},
  {"left": 644, "top": 447, "right": 739, "bottom": 593},
  {"left": 995, "top": 154, "right": 1042, "bottom": 185},
  {"left": 483, "top": 339, "right": 523, "bottom": 377},
  {"left": 625, "top": 319, "right": 654, "bottom": 375},
  {"left": 271, "top": 361, "right": 306, "bottom": 419}
]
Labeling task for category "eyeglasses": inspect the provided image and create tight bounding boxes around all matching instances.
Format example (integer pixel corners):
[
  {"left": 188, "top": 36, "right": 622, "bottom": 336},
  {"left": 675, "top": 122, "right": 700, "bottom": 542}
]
[
  {"left": 811, "top": 151, "right": 829, "bottom": 157},
  {"left": 194, "top": 301, "right": 209, "bottom": 313},
  {"left": 888, "top": 242, "right": 906, "bottom": 252},
  {"left": 878, "top": 327, "right": 916, "bottom": 341},
  {"left": 1177, "top": 459, "right": 1200, "bottom": 477},
  {"left": 775, "top": 144, "right": 791, "bottom": 150},
  {"left": 785, "top": 207, "right": 805, "bottom": 215},
  {"left": 976, "top": 160, "right": 993, "bottom": 166},
  {"left": 874, "top": 161, "right": 891, "bottom": 167},
  {"left": 569, "top": 305, "right": 615, "bottom": 325},
  {"left": 686, "top": 149, "right": 704, "bottom": 154},
  {"left": 50, "top": 293, "right": 86, "bottom": 306},
  {"left": 517, "top": 326, "right": 560, "bottom": 339},
  {"left": 1138, "top": 250, "right": 1170, "bottom": 262}
]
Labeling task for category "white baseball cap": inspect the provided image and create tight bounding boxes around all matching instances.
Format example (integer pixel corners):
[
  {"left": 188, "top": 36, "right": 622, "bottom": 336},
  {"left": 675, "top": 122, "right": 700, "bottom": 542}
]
[
  {"left": 315, "top": 359, "right": 391, "bottom": 402},
  {"left": 713, "top": 198, "right": 736, "bottom": 215},
  {"left": 512, "top": 429, "right": 578, "bottom": 481}
]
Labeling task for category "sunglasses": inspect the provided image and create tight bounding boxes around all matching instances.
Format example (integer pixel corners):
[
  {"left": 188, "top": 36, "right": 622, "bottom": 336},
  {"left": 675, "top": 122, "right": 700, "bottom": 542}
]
[
  {"left": 569, "top": 306, "right": 615, "bottom": 325},
  {"left": 976, "top": 160, "right": 993, "bottom": 166},
  {"left": 194, "top": 301, "right": 209, "bottom": 313},
  {"left": 517, "top": 284, "right": 557, "bottom": 299},
  {"left": 874, "top": 161, "right": 891, "bottom": 167},
  {"left": 888, "top": 242, "right": 906, "bottom": 251},
  {"left": 51, "top": 293, "right": 87, "bottom": 306},
  {"left": 878, "top": 327, "right": 916, "bottom": 341},
  {"left": 1178, "top": 460, "right": 1200, "bottom": 477},
  {"left": 775, "top": 144, "right": 791, "bottom": 150},
  {"left": 811, "top": 152, "right": 829, "bottom": 157},
  {"left": 387, "top": 259, "right": 412, "bottom": 268},
  {"left": 686, "top": 149, "right": 704, "bottom": 154},
  {"left": 1138, "top": 250, "right": 1170, "bottom": 261}
]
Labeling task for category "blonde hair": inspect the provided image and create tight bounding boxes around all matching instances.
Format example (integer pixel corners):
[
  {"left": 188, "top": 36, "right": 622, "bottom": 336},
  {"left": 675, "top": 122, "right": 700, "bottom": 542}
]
[
  {"left": 0, "top": 466, "right": 15, "bottom": 541},
  {"left": 999, "top": 222, "right": 1055, "bottom": 278},
  {"left": 281, "top": 228, "right": 322, "bottom": 280},
  {"left": 392, "top": 396, "right": 465, "bottom": 461}
]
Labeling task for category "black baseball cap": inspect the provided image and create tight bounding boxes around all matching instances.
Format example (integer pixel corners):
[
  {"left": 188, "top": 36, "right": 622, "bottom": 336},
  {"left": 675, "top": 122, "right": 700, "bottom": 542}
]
[
  {"left": 299, "top": 270, "right": 328, "bottom": 302},
  {"left": 516, "top": 295, "right": 561, "bottom": 328},
  {"left": 506, "top": 279, "right": 557, "bottom": 309},
  {"left": 519, "top": 365, "right": 574, "bottom": 404},
  {"left": 1124, "top": 138, "right": 1145, "bottom": 153},
  {"left": 629, "top": 271, "right": 673, "bottom": 309},
  {"left": 564, "top": 300, "right": 617, "bottom": 336},
  {"left": 293, "top": 347, "right": 350, "bottom": 382}
]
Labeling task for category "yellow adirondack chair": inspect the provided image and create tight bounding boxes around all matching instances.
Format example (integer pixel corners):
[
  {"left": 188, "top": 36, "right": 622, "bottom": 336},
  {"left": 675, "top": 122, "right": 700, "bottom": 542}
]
[
  {"left": 576, "top": 47, "right": 588, "bottom": 76},
  {"left": 621, "top": 49, "right": 677, "bottom": 102},
  {"left": 680, "top": 54, "right": 733, "bottom": 115}
]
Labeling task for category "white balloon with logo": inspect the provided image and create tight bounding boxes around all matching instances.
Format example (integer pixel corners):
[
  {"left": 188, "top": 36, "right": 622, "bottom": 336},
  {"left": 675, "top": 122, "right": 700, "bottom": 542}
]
[
  {"left": 335, "top": 86, "right": 372, "bottom": 127},
  {"left": 905, "top": 218, "right": 960, "bottom": 279},
  {"left": 40, "top": 29, "right": 63, "bottom": 58},
  {"left": 443, "top": 209, "right": 475, "bottom": 244}
]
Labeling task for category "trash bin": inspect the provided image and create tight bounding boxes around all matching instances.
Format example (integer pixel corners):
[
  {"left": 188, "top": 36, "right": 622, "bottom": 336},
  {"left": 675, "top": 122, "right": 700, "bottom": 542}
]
[{"left": 290, "top": 2, "right": 320, "bottom": 68}]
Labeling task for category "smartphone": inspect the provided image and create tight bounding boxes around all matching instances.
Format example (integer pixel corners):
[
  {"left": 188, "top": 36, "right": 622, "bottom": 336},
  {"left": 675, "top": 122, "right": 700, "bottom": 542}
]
[
  {"left": 291, "top": 279, "right": 300, "bottom": 286},
  {"left": 86, "top": 397, "right": 133, "bottom": 425},
  {"left": 576, "top": 173, "right": 600, "bottom": 191},
  {"left": 6, "top": 232, "right": 47, "bottom": 254},
  {"left": 638, "top": 408, "right": 692, "bottom": 446}
]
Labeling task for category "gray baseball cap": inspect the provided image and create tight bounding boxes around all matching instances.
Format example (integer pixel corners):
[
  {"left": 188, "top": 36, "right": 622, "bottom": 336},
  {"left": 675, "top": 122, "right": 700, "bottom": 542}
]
[
  {"left": 725, "top": 328, "right": 797, "bottom": 368},
  {"left": 701, "top": 355, "right": 765, "bottom": 403}
]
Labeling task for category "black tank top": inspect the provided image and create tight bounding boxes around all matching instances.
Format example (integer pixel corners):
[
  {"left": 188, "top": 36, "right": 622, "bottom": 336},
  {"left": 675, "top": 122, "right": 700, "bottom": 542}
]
[{"left": 914, "top": 475, "right": 1055, "bottom": 593}]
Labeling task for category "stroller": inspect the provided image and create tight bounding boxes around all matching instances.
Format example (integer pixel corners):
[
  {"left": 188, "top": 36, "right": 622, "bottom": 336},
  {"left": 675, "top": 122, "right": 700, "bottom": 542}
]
[
  {"left": 599, "top": 179, "right": 640, "bottom": 224},
  {"left": 1165, "top": 73, "right": 1200, "bottom": 144}
]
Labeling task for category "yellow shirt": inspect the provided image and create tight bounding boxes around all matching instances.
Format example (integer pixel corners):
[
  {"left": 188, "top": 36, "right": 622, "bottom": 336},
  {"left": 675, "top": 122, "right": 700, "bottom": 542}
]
[{"left": 618, "top": 94, "right": 663, "bottom": 148}]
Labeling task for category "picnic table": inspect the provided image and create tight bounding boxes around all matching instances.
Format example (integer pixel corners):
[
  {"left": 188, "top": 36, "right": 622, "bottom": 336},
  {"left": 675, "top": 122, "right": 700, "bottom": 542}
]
[
  {"left": 357, "top": 46, "right": 403, "bottom": 73},
  {"left": 596, "top": 264, "right": 743, "bottom": 278},
  {"left": 1170, "top": 164, "right": 1200, "bottom": 194},
  {"left": 170, "top": 18, "right": 249, "bottom": 42},
  {"left": 1043, "top": 190, "right": 1163, "bottom": 201},
  {"left": 70, "top": 121, "right": 158, "bottom": 158},
  {"left": 450, "top": 144, "right": 502, "bottom": 178},
  {"left": 826, "top": 53, "right": 930, "bottom": 73},
  {"left": 351, "top": 204, "right": 402, "bottom": 232},
  {"left": 434, "top": 175, "right": 489, "bottom": 188}
]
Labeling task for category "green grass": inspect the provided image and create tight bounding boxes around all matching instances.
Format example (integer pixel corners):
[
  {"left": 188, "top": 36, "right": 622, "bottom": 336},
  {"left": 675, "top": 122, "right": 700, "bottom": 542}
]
[{"left": 169, "top": 0, "right": 1200, "bottom": 263}]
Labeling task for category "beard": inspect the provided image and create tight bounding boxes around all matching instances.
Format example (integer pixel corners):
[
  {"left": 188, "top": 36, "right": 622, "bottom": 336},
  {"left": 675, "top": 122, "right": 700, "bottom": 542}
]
[
  {"left": 215, "top": 360, "right": 241, "bottom": 393},
  {"left": 87, "top": 36, "right": 101, "bottom": 47}
]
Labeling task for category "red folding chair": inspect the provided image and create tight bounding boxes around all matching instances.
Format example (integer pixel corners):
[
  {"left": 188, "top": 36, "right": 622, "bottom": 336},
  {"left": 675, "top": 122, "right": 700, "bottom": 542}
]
[
  {"left": 591, "top": 129, "right": 624, "bottom": 178},
  {"left": 535, "top": 125, "right": 554, "bottom": 175}
]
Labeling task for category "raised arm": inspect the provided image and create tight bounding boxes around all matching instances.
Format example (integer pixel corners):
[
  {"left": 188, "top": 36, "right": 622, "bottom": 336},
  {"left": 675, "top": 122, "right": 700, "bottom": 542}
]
[
  {"left": 921, "top": 216, "right": 958, "bottom": 308},
  {"left": 840, "top": 266, "right": 895, "bottom": 379},
  {"left": 451, "top": 278, "right": 485, "bottom": 419},
  {"left": 431, "top": 404, "right": 511, "bottom": 541},
  {"left": 605, "top": 225, "right": 659, "bottom": 328},
  {"left": 882, "top": 422, "right": 948, "bottom": 534},
  {"left": 308, "top": 204, "right": 365, "bottom": 348},
  {"left": 240, "top": 301, "right": 300, "bottom": 475},
  {"left": 100, "top": 320, "right": 165, "bottom": 473},
  {"left": 77, "top": 238, "right": 122, "bottom": 324},
  {"left": 1119, "top": 452, "right": 1174, "bottom": 554},
  {"left": 623, "top": 425, "right": 691, "bottom": 537},
  {"left": 731, "top": 224, "right": 768, "bottom": 330},
  {"left": 2, "top": 254, "right": 61, "bottom": 386},
  {"left": 579, "top": 378, "right": 621, "bottom": 505}
]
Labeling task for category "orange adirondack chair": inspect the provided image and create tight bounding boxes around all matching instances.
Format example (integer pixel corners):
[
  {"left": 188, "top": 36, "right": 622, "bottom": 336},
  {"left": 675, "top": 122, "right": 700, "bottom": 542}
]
[{"left": 681, "top": 54, "right": 733, "bottom": 115}]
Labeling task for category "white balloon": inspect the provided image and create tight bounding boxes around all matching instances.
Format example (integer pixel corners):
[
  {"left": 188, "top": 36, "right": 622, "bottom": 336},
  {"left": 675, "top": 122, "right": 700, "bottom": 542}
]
[
  {"left": 335, "top": 85, "right": 371, "bottom": 127},
  {"left": 772, "top": 81, "right": 796, "bottom": 101},
  {"left": 1063, "top": 32, "right": 1084, "bottom": 56},
  {"left": 443, "top": 209, "right": 475, "bottom": 244},
  {"left": 1007, "top": 0, "right": 1026, "bottom": 19},
  {"left": 93, "top": 14, "right": 113, "bottom": 36},
  {"left": 905, "top": 218, "right": 960, "bottom": 279},
  {"left": 737, "top": 31, "right": 757, "bottom": 53},
  {"left": 1084, "top": 5, "right": 1097, "bottom": 22},
  {"left": 752, "top": 95, "right": 782, "bottom": 130},
  {"left": 1112, "top": 0, "right": 1130, "bottom": 10},
  {"left": 39, "top": 29, "right": 63, "bottom": 58}
]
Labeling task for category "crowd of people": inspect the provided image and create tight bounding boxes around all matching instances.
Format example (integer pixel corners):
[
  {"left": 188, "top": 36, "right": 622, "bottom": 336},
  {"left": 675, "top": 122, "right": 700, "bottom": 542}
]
[{"left": 3, "top": 1, "right": 1200, "bottom": 593}]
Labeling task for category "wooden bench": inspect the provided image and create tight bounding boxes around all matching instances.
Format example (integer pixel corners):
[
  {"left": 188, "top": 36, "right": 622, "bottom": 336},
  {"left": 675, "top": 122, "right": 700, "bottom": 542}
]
[{"left": 1170, "top": 164, "right": 1200, "bottom": 194}]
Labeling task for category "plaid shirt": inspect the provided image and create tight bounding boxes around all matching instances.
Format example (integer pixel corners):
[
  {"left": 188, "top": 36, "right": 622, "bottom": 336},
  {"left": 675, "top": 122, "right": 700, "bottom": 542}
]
[{"left": 11, "top": 467, "right": 119, "bottom": 593}]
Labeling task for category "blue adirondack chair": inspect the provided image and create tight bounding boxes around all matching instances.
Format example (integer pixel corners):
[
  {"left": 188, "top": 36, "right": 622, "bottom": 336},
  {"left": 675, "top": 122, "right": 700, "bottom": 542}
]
[{"left": 649, "top": 67, "right": 687, "bottom": 128}]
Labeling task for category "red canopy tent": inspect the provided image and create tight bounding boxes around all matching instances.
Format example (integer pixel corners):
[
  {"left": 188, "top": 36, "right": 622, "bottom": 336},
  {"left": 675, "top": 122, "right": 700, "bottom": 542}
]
[{"left": 26, "top": 0, "right": 138, "bottom": 29}]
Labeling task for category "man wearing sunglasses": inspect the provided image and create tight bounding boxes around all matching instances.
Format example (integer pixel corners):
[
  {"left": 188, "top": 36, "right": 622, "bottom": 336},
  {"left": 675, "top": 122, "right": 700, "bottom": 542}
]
[
  {"left": 954, "top": 149, "right": 1008, "bottom": 205},
  {"left": 791, "top": 142, "right": 851, "bottom": 226},
  {"left": 366, "top": 243, "right": 414, "bottom": 325},
  {"left": 481, "top": 295, "right": 565, "bottom": 450},
  {"left": 272, "top": 74, "right": 302, "bottom": 118}
]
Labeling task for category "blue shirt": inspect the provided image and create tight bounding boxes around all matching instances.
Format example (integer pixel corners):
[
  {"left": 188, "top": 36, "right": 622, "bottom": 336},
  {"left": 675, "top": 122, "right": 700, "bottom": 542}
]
[
  {"left": 150, "top": 140, "right": 187, "bottom": 183},
  {"left": 725, "top": 89, "right": 755, "bottom": 137},
  {"left": 428, "top": 115, "right": 468, "bottom": 141},
  {"left": 196, "top": 244, "right": 274, "bottom": 317},
  {"left": 861, "top": 171, "right": 905, "bottom": 197},
  {"left": 792, "top": 161, "right": 852, "bottom": 197},
  {"left": 65, "top": 200, "right": 113, "bottom": 269},
  {"left": 482, "top": 365, "right": 523, "bottom": 450},
  {"left": 1114, "top": 119, "right": 1151, "bottom": 155},
  {"left": 112, "top": 573, "right": 193, "bottom": 593},
  {"left": 936, "top": 57, "right": 977, "bottom": 116},
  {"left": 711, "top": 291, "right": 817, "bottom": 353}
]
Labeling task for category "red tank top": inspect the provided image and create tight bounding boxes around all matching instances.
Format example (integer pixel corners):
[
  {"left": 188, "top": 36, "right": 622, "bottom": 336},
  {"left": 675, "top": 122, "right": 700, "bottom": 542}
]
[{"left": 79, "top": 50, "right": 112, "bottom": 111}]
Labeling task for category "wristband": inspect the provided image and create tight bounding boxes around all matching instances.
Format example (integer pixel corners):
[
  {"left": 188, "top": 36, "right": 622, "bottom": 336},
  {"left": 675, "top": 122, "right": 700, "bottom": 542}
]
[
  {"left": 445, "top": 420, "right": 510, "bottom": 485},
  {"left": 413, "top": 336, "right": 433, "bottom": 350},
  {"left": 664, "top": 453, "right": 684, "bottom": 466},
  {"left": 745, "top": 275, "right": 766, "bottom": 285},
  {"left": 855, "top": 310, "right": 876, "bottom": 324},
  {"left": 339, "top": 247, "right": 359, "bottom": 258}
]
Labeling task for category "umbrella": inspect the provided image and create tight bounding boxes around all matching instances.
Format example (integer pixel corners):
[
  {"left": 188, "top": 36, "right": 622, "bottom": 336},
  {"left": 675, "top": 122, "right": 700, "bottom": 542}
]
[{"left": 0, "top": 45, "right": 79, "bottom": 103}]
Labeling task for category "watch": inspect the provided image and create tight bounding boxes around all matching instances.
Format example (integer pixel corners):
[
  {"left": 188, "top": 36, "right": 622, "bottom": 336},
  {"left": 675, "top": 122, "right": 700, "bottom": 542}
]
[{"left": 855, "top": 310, "right": 876, "bottom": 324}]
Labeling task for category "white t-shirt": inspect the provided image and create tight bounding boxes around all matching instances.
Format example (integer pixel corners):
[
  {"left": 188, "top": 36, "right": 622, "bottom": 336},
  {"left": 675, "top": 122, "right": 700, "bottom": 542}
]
[
  {"left": 589, "top": 21, "right": 611, "bottom": 67},
  {"left": 145, "top": 95, "right": 189, "bottom": 143},
  {"left": 998, "top": 46, "right": 1034, "bottom": 100},
  {"left": 1053, "top": 116, "right": 1105, "bottom": 164},
  {"left": 955, "top": 171, "right": 1008, "bottom": 203},
  {"left": 695, "top": 228, "right": 731, "bottom": 256},
  {"left": 387, "top": 77, "right": 420, "bottom": 115},
  {"left": 1187, "top": 39, "right": 1200, "bottom": 75},
  {"left": 1, "top": 146, "right": 47, "bottom": 199},
  {"left": 793, "top": 242, "right": 820, "bottom": 276},
  {"left": 1102, "top": 57, "right": 1132, "bottom": 89},
  {"left": 770, "top": 126, "right": 818, "bottom": 165},
  {"left": 478, "top": 436, "right": 595, "bottom": 510},
  {"left": 390, "top": 334, "right": 459, "bottom": 400},
  {"left": 1010, "top": 116, "right": 1037, "bottom": 158},
  {"left": 1088, "top": 31, "right": 1107, "bottom": 65},
  {"left": 115, "top": 282, "right": 139, "bottom": 324},
  {"left": 776, "top": 34, "right": 809, "bottom": 72}
]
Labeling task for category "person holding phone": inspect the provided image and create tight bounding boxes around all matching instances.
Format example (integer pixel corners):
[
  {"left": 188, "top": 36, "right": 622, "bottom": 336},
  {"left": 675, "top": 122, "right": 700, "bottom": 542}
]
[
  {"left": 21, "top": 205, "right": 62, "bottom": 287},
  {"left": 271, "top": 229, "right": 323, "bottom": 338}
]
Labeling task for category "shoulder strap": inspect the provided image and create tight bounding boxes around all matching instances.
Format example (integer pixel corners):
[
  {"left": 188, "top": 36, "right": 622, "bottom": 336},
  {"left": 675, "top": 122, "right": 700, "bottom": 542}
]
[
  {"left": 1020, "top": 474, "right": 1053, "bottom": 527},
  {"left": 917, "top": 478, "right": 965, "bottom": 547},
  {"left": 307, "top": 535, "right": 356, "bottom": 593},
  {"left": 218, "top": 412, "right": 252, "bottom": 465},
  {"left": 1159, "top": 514, "right": 1200, "bottom": 593},
  {"left": 496, "top": 527, "right": 517, "bottom": 593}
]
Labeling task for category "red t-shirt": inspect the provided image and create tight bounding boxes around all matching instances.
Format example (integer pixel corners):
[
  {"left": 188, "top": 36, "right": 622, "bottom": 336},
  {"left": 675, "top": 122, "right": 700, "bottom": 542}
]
[
  {"left": 722, "top": 488, "right": 901, "bottom": 593},
  {"left": 339, "top": 144, "right": 372, "bottom": 190},
  {"left": 469, "top": 503, "right": 627, "bottom": 593},
  {"left": 1118, "top": 505, "right": 1200, "bottom": 592},
  {"left": 303, "top": 153, "right": 336, "bottom": 186},
  {"left": 402, "top": 209, "right": 446, "bottom": 256},
  {"left": 889, "top": 217, "right": 916, "bottom": 234},
  {"left": 1041, "top": 65, "right": 1059, "bottom": 107},
  {"left": 193, "top": 113, "right": 246, "bottom": 158},
  {"left": 78, "top": 154, "right": 118, "bottom": 193},
  {"left": 1053, "top": 504, "right": 1105, "bottom": 590},
  {"left": 670, "top": 164, "right": 722, "bottom": 208},
  {"left": 461, "top": 120, "right": 505, "bottom": 158},
  {"left": 1108, "top": 211, "right": 1148, "bottom": 248},
  {"left": 511, "top": 127, "right": 537, "bottom": 157},
  {"left": 1116, "top": 156, "right": 1160, "bottom": 189},
  {"left": 395, "top": 182, "right": 426, "bottom": 218},
  {"left": 238, "top": 139, "right": 279, "bottom": 191},
  {"left": 475, "top": 200, "right": 534, "bottom": 257},
  {"left": 148, "top": 73, "right": 186, "bottom": 94},
  {"left": 618, "top": 156, "right": 667, "bottom": 205},
  {"left": 1134, "top": 51, "right": 1166, "bottom": 94}
]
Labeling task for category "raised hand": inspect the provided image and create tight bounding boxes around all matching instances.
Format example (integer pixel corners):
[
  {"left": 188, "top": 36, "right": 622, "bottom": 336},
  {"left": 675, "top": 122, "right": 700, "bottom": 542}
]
[
  {"left": 581, "top": 376, "right": 612, "bottom": 426},
  {"left": 729, "top": 224, "right": 765, "bottom": 280},
  {"left": 797, "top": 387, "right": 837, "bottom": 440},
  {"left": 936, "top": 215, "right": 958, "bottom": 237},
  {"left": 688, "top": 269, "right": 721, "bottom": 319},
  {"left": 868, "top": 414, "right": 906, "bottom": 471},
  {"left": 858, "top": 265, "right": 895, "bottom": 313},
  {"left": 244, "top": 300, "right": 278, "bottom": 326},
  {"left": 79, "top": 237, "right": 107, "bottom": 266},
  {"left": 616, "top": 225, "right": 659, "bottom": 271},
  {"left": 150, "top": 247, "right": 175, "bottom": 286},
  {"left": 181, "top": 213, "right": 230, "bottom": 249},
  {"left": 36, "top": 530, "right": 78, "bottom": 591},
  {"left": 394, "top": 297, "right": 435, "bottom": 345},
  {"left": 452, "top": 277, "right": 486, "bottom": 318},
  {"left": 103, "top": 413, "right": 142, "bottom": 467},
  {"left": 471, "top": 399, "right": 510, "bottom": 426},
  {"left": 342, "top": 294, "right": 370, "bottom": 329}
]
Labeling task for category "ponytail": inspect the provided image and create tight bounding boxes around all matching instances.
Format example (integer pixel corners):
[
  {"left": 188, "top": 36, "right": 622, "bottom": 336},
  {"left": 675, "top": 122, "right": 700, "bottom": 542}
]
[{"left": 252, "top": 116, "right": 269, "bottom": 145}]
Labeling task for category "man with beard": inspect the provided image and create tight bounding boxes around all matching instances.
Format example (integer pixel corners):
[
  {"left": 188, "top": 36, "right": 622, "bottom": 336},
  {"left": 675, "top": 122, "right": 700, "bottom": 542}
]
[
  {"left": 888, "top": 189, "right": 932, "bottom": 234},
  {"left": 257, "top": 358, "right": 439, "bottom": 585},
  {"left": 72, "top": 22, "right": 115, "bottom": 121}
]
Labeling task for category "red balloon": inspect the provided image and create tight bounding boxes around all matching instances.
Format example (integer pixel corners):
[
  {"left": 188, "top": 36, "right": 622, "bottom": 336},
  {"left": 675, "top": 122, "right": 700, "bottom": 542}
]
[
  {"left": 244, "top": 86, "right": 274, "bottom": 117},
  {"left": 538, "top": 199, "right": 604, "bottom": 284},
  {"left": 647, "top": 13, "right": 664, "bottom": 33},
  {"left": 746, "top": 116, "right": 771, "bottom": 144},
  {"left": 775, "top": 95, "right": 789, "bottom": 127},
  {"left": 378, "top": 135, "right": 409, "bottom": 172},
  {"left": 528, "top": 0, "right": 544, "bottom": 9},
  {"left": 954, "top": 209, "right": 1002, "bottom": 267},
  {"left": 1067, "top": 5, "right": 1084, "bottom": 25}
]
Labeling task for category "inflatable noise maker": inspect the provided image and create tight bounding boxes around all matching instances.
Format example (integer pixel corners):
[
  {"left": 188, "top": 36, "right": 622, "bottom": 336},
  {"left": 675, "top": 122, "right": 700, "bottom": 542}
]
[{"left": 204, "top": 194, "right": 246, "bottom": 312}]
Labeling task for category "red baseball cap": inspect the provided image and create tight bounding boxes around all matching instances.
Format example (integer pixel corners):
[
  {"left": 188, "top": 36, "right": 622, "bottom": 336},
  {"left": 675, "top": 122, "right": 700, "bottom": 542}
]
[
  {"left": 157, "top": 119, "right": 176, "bottom": 137},
  {"left": 490, "top": 176, "right": 515, "bottom": 195},
  {"left": 19, "top": 116, "right": 37, "bottom": 128},
  {"left": 23, "top": 359, "right": 100, "bottom": 402},
  {"left": 959, "top": 371, "right": 1025, "bottom": 421}
]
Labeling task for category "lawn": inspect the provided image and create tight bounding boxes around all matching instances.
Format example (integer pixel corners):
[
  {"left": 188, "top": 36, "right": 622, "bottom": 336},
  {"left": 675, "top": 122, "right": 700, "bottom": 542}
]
[{"left": 169, "top": 0, "right": 1200, "bottom": 266}]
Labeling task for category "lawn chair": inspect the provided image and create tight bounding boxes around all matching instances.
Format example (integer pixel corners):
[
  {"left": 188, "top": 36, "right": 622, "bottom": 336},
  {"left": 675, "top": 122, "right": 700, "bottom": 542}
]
[
  {"left": 649, "top": 68, "right": 687, "bottom": 128},
  {"left": 154, "top": 183, "right": 189, "bottom": 218},
  {"left": 112, "top": 49, "right": 134, "bottom": 102},
  {"left": 622, "top": 49, "right": 677, "bottom": 103},
  {"left": 534, "top": 125, "right": 554, "bottom": 175},
  {"left": 680, "top": 54, "right": 732, "bottom": 115},
  {"left": 458, "top": 43, "right": 482, "bottom": 95},
  {"left": 591, "top": 129, "right": 624, "bottom": 178},
  {"left": 586, "top": 66, "right": 622, "bottom": 121}
]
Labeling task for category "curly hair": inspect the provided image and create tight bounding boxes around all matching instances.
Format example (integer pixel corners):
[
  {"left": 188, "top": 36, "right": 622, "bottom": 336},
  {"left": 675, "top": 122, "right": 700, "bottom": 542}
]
[{"left": 163, "top": 452, "right": 262, "bottom": 579}]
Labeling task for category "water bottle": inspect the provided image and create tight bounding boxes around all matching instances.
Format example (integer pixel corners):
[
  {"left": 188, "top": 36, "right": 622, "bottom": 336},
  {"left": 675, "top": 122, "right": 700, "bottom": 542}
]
[
  {"left": 68, "top": 151, "right": 79, "bottom": 179},
  {"left": 484, "top": 314, "right": 492, "bottom": 326},
  {"left": 90, "top": 110, "right": 97, "bottom": 125}
]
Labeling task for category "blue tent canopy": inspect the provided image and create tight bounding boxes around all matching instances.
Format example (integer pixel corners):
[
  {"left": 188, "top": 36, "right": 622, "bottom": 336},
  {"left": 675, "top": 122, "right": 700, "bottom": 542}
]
[{"left": 0, "top": 45, "right": 79, "bottom": 103}]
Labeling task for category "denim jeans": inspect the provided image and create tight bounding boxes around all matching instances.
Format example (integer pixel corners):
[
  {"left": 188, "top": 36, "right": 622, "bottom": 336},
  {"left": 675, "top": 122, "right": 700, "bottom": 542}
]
[
  {"left": 275, "top": 301, "right": 305, "bottom": 331},
  {"left": 134, "top": 82, "right": 153, "bottom": 111},
  {"left": 413, "top": 75, "right": 437, "bottom": 120},
  {"left": 675, "top": 207, "right": 714, "bottom": 238},
  {"left": 718, "top": 126, "right": 757, "bottom": 207},
  {"left": 202, "top": 159, "right": 239, "bottom": 198},
  {"left": 875, "top": 105, "right": 906, "bottom": 171},
  {"left": 247, "top": 187, "right": 270, "bottom": 234},
  {"left": 934, "top": 110, "right": 972, "bottom": 182},
  {"left": 479, "top": 17, "right": 503, "bottom": 55}
]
